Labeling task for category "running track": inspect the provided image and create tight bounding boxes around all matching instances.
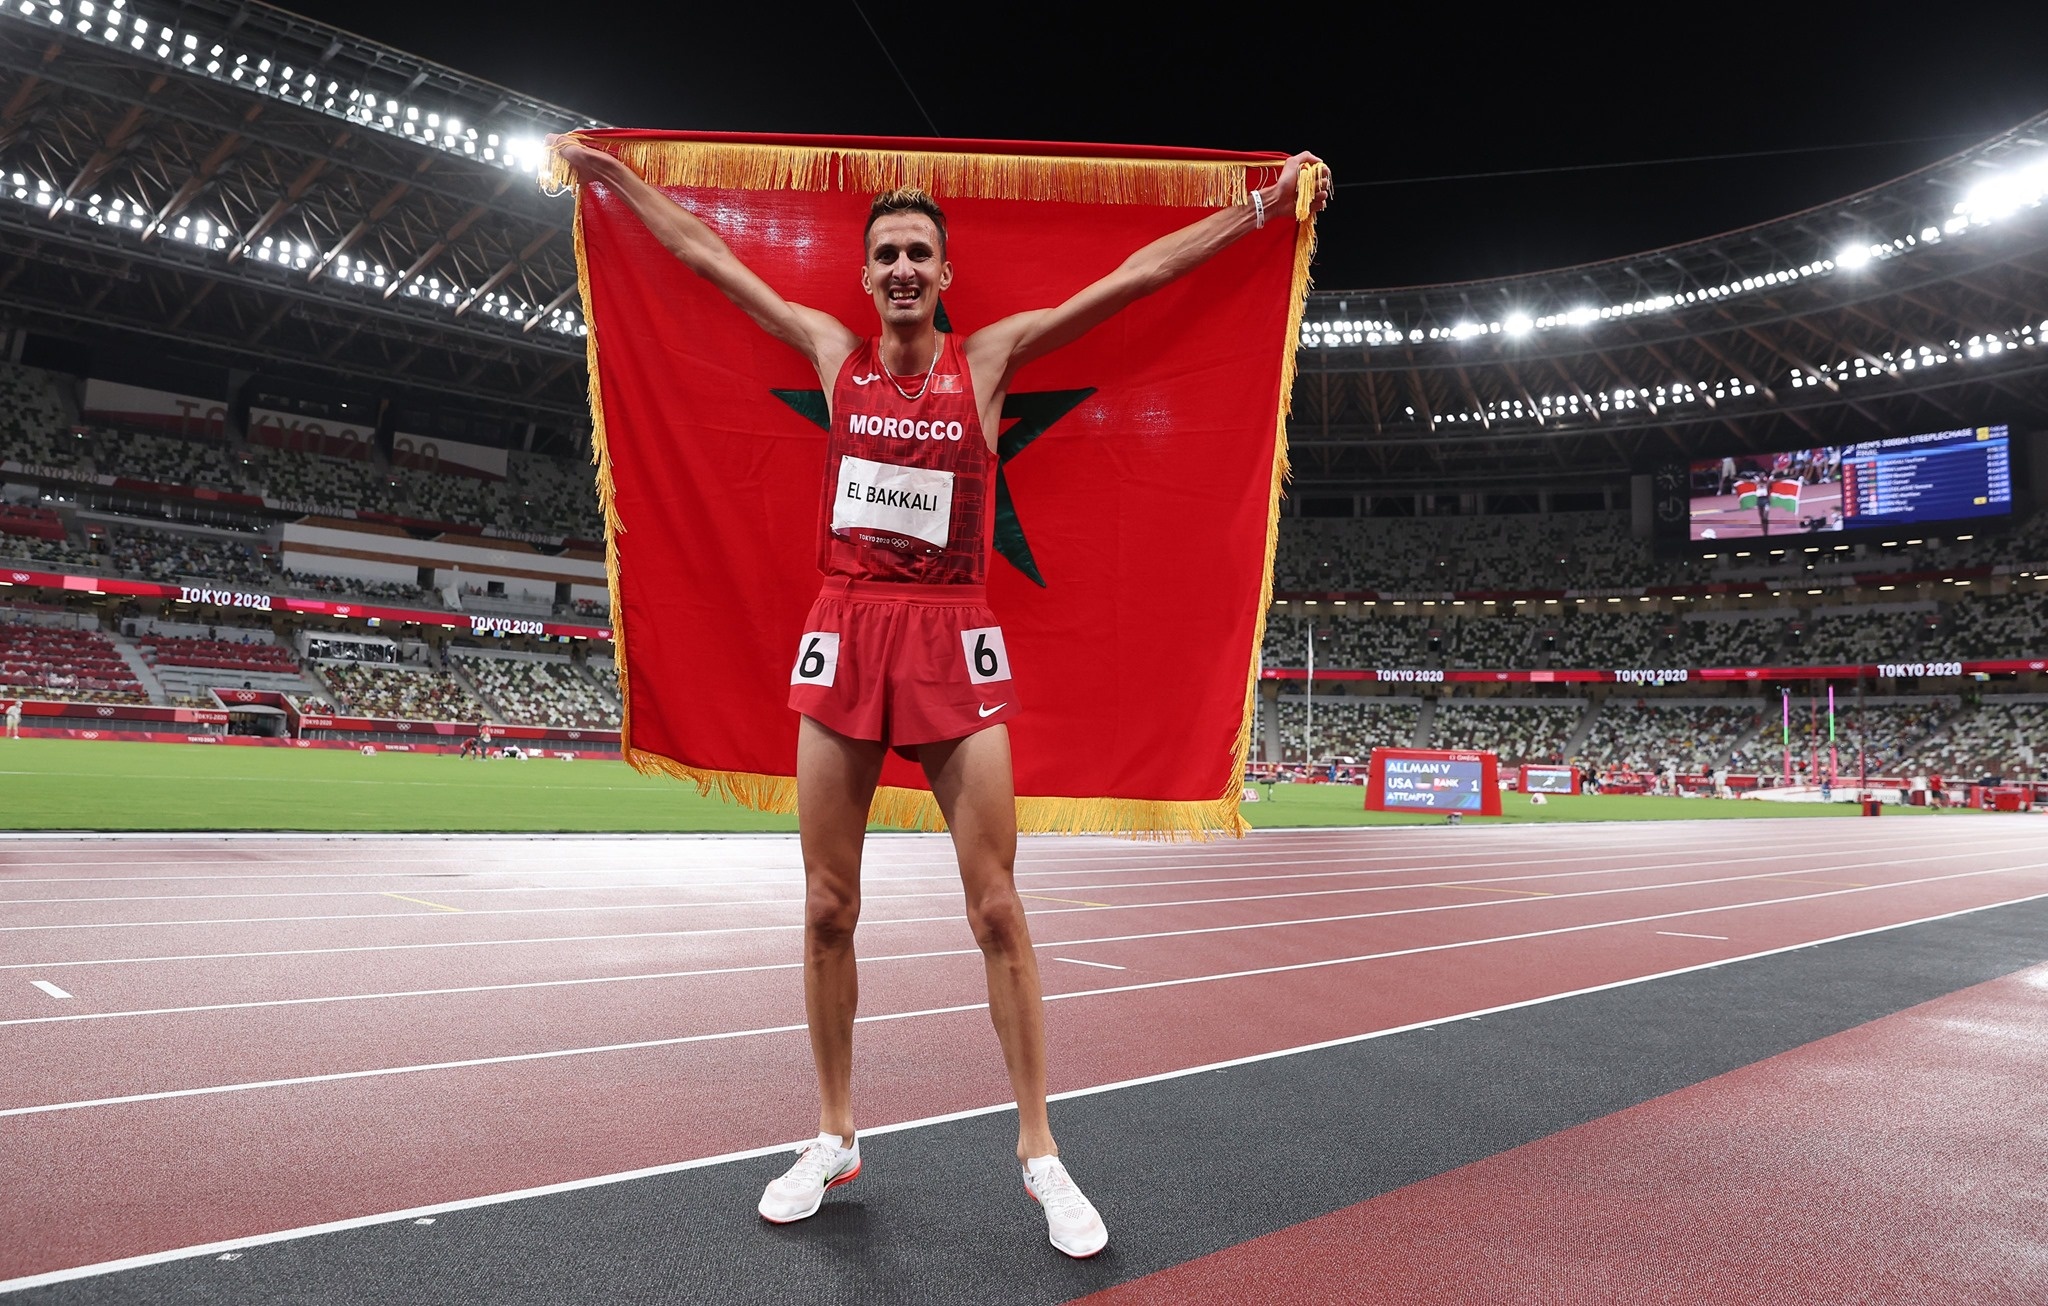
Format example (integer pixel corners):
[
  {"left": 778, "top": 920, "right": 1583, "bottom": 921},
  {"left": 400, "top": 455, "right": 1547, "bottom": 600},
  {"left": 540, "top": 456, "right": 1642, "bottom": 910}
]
[{"left": 3, "top": 820, "right": 2046, "bottom": 1300}]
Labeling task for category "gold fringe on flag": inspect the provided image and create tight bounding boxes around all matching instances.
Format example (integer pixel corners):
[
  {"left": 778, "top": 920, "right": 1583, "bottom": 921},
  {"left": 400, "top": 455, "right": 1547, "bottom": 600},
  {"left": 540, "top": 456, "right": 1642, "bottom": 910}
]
[
  {"left": 565, "top": 145, "right": 1320, "bottom": 841},
  {"left": 547, "top": 138, "right": 1251, "bottom": 208}
]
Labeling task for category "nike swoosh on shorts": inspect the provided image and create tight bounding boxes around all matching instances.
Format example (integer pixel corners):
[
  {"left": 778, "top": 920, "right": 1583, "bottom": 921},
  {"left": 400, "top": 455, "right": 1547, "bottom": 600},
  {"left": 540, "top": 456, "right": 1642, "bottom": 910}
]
[{"left": 979, "top": 703, "right": 1007, "bottom": 718}]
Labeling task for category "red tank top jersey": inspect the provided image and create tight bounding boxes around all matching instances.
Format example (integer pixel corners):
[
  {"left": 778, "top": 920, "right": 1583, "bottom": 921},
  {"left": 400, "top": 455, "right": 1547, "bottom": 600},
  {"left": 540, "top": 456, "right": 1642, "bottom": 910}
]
[{"left": 818, "top": 333, "right": 992, "bottom": 586}]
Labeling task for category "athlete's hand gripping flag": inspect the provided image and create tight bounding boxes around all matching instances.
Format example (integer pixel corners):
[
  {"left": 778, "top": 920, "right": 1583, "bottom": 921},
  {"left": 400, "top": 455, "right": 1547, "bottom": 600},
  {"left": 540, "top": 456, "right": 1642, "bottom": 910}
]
[{"left": 553, "top": 132, "right": 1323, "bottom": 837}]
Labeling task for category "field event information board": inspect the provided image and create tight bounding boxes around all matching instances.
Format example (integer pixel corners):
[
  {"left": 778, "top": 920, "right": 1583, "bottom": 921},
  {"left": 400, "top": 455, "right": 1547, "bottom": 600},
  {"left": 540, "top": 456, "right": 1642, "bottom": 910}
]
[
  {"left": 1366, "top": 748, "right": 1503, "bottom": 815},
  {"left": 1840, "top": 426, "right": 2011, "bottom": 528}
]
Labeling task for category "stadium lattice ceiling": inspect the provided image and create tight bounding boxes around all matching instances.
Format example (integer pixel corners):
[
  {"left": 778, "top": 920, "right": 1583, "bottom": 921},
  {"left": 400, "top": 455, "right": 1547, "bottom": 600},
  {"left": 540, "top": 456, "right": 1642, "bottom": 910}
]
[
  {"left": 1, "top": 1, "right": 2045, "bottom": 482},
  {"left": 0, "top": 0, "right": 595, "bottom": 439}
]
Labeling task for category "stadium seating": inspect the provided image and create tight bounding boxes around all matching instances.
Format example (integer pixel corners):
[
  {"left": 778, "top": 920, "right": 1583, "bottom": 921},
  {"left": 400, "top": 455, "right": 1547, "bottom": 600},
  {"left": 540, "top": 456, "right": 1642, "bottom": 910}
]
[
  {"left": 452, "top": 652, "right": 620, "bottom": 729},
  {"left": 1428, "top": 701, "right": 1585, "bottom": 765},
  {"left": 285, "top": 570, "right": 427, "bottom": 601},
  {"left": 84, "top": 427, "right": 243, "bottom": 492},
  {"left": 1576, "top": 702, "right": 1763, "bottom": 773},
  {"left": 316, "top": 661, "right": 488, "bottom": 721},
  {"left": 0, "top": 618, "right": 147, "bottom": 702},
  {"left": 0, "top": 503, "right": 64, "bottom": 542},
  {"left": 141, "top": 635, "right": 298, "bottom": 674},
  {"left": 1269, "top": 697, "right": 1419, "bottom": 762},
  {"left": 1946, "top": 591, "right": 2047, "bottom": 658},
  {"left": 1919, "top": 700, "right": 2048, "bottom": 780},
  {"left": 103, "top": 523, "right": 275, "bottom": 586},
  {"left": 0, "top": 363, "right": 75, "bottom": 468}
]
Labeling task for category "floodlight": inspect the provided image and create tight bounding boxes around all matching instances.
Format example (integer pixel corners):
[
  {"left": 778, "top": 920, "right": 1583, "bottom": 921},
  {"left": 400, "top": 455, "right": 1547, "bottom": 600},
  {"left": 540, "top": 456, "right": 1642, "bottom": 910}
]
[
  {"left": 1504, "top": 314, "right": 1532, "bottom": 336},
  {"left": 1834, "top": 244, "right": 1870, "bottom": 269}
]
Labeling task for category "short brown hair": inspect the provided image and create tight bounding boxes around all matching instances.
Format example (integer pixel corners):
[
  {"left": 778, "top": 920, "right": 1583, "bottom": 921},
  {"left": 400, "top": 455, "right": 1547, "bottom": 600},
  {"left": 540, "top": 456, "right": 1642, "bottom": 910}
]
[{"left": 864, "top": 187, "right": 947, "bottom": 257}]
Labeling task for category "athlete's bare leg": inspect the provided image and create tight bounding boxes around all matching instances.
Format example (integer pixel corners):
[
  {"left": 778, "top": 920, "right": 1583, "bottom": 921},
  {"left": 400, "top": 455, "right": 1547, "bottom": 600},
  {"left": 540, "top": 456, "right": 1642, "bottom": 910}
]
[
  {"left": 920, "top": 724, "right": 1056, "bottom": 1163},
  {"left": 795, "top": 714, "right": 886, "bottom": 1144}
]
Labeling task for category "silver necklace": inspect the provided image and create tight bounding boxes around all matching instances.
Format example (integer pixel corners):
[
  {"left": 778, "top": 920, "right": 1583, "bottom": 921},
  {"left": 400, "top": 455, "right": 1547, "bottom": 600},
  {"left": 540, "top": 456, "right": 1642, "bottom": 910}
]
[{"left": 881, "top": 336, "right": 942, "bottom": 402}]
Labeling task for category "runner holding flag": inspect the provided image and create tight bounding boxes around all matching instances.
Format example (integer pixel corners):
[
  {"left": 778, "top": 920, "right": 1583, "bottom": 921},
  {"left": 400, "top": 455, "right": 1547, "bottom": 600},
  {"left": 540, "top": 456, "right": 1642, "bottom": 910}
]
[{"left": 550, "top": 134, "right": 1328, "bottom": 1258}]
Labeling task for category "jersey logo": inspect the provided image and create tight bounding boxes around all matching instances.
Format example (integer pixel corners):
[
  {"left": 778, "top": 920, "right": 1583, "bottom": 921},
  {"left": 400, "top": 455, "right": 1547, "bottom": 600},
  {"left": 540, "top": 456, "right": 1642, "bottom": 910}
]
[
  {"left": 978, "top": 702, "right": 1007, "bottom": 718},
  {"left": 852, "top": 372, "right": 880, "bottom": 385},
  {"left": 931, "top": 373, "right": 962, "bottom": 394}
]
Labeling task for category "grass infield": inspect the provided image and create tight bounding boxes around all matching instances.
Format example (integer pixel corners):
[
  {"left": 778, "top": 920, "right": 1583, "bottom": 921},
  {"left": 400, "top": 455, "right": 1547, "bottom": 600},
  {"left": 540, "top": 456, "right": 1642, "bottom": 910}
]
[{"left": 0, "top": 738, "right": 1969, "bottom": 834}]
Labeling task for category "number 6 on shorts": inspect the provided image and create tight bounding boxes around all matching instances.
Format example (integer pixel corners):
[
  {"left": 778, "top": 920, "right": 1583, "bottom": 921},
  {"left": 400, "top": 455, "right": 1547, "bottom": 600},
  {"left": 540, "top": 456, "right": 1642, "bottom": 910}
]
[
  {"left": 960, "top": 625, "right": 1011, "bottom": 685},
  {"left": 791, "top": 631, "right": 840, "bottom": 686}
]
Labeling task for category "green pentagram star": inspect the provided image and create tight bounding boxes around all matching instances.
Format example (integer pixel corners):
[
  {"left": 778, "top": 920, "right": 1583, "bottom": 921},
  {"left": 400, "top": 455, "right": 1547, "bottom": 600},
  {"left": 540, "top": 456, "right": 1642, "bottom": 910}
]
[{"left": 771, "top": 385, "right": 1095, "bottom": 587}]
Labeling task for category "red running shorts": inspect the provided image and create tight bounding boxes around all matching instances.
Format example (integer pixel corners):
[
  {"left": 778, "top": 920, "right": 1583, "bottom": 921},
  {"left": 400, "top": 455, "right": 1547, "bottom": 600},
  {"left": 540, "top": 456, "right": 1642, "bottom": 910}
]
[{"left": 787, "top": 577, "right": 1018, "bottom": 750}]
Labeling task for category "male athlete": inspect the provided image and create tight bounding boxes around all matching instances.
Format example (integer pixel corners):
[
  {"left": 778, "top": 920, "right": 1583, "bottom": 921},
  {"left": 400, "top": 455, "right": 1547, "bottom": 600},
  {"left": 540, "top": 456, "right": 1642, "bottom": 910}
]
[{"left": 550, "top": 134, "right": 1328, "bottom": 1258}]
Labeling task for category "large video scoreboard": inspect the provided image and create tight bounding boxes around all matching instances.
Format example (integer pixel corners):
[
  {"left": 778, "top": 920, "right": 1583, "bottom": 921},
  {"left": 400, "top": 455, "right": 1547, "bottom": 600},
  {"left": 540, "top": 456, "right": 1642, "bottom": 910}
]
[
  {"left": 1837, "top": 427, "right": 2012, "bottom": 528},
  {"left": 1365, "top": 748, "right": 1503, "bottom": 815},
  {"left": 1683, "top": 424, "right": 2012, "bottom": 542}
]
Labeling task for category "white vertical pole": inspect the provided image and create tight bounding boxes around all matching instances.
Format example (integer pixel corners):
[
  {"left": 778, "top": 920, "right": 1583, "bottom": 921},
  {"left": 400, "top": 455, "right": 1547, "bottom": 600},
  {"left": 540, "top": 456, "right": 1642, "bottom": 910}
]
[{"left": 1305, "top": 625, "right": 1315, "bottom": 765}]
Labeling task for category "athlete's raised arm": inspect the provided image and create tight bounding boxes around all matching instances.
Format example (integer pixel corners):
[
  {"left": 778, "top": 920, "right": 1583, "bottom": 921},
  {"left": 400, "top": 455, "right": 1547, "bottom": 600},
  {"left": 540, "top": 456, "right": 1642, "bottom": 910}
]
[
  {"left": 548, "top": 135, "right": 860, "bottom": 382},
  {"left": 964, "top": 152, "right": 1329, "bottom": 392}
]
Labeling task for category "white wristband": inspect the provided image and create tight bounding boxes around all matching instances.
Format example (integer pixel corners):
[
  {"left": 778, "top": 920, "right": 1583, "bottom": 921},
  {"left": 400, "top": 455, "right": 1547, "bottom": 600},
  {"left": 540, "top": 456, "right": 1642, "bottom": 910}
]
[{"left": 1249, "top": 188, "right": 1267, "bottom": 228}]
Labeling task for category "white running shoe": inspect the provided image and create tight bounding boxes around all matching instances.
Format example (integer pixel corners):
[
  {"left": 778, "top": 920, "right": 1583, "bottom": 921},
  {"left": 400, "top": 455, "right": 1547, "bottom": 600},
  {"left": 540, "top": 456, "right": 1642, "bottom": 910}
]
[
  {"left": 757, "top": 1132, "right": 861, "bottom": 1224},
  {"left": 1022, "top": 1155, "right": 1109, "bottom": 1258}
]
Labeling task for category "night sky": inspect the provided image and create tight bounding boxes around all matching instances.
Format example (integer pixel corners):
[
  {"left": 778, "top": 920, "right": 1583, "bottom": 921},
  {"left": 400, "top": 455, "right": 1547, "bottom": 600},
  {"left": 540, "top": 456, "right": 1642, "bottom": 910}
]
[{"left": 285, "top": 1, "right": 2048, "bottom": 290}]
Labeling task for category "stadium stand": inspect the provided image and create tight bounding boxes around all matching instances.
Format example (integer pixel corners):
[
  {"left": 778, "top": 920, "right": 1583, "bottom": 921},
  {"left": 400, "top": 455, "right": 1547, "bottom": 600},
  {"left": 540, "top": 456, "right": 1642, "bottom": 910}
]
[
  {"left": 103, "top": 523, "right": 274, "bottom": 585},
  {"left": 0, "top": 616, "right": 147, "bottom": 702},
  {"left": 1540, "top": 611, "right": 1679, "bottom": 668},
  {"left": 0, "top": 362, "right": 74, "bottom": 468},
  {"left": 1271, "top": 696, "right": 1420, "bottom": 763},
  {"left": 1947, "top": 591, "right": 2048, "bottom": 658},
  {"left": 317, "top": 661, "right": 490, "bottom": 721},
  {"left": 0, "top": 503, "right": 64, "bottom": 542},
  {"left": 1576, "top": 702, "right": 1763, "bottom": 773},
  {"left": 1794, "top": 606, "right": 1938, "bottom": 664},
  {"left": 141, "top": 635, "right": 297, "bottom": 674},
  {"left": 1428, "top": 701, "right": 1585, "bottom": 765},
  {"left": 84, "top": 427, "right": 243, "bottom": 493},
  {"left": 1272, "top": 512, "right": 1691, "bottom": 594},
  {"left": 1265, "top": 615, "right": 1420, "bottom": 669},
  {"left": 285, "top": 571, "right": 427, "bottom": 601},
  {"left": 452, "top": 651, "right": 621, "bottom": 729},
  {"left": 504, "top": 452, "right": 604, "bottom": 539},
  {"left": 1920, "top": 700, "right": 2048, "bottom": 780},
  {"left": 1837, "top": 700, "right": 1958, "bottom": 775}
]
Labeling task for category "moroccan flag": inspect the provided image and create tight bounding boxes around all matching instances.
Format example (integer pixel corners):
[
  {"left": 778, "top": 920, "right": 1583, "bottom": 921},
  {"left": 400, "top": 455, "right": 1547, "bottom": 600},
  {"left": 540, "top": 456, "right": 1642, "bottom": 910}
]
[{"left": 557, "top": 132, "right": 1318, "bottom": 837}]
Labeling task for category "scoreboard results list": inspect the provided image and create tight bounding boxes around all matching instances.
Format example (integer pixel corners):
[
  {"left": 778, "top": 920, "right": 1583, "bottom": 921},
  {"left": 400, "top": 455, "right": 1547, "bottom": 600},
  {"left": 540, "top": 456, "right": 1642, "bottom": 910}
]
[
  {"left": 1840, "top": 426, "right": 2011, "bottom": 529},
  {"left": 1365, "top": 748, "right": 1503, "bottom": 816}
]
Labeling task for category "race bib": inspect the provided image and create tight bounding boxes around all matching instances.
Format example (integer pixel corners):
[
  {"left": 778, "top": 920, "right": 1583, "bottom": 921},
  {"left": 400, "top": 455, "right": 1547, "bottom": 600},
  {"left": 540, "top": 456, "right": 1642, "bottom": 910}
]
[
  {"left": 831, "top": 454, "right": 953, "bottom": 553},
  {"left": 961, "top": 625, "right": 1012, "bottom": 685},
  {"left": 790, "top": 631, "right": 840, "bottom": 687}
]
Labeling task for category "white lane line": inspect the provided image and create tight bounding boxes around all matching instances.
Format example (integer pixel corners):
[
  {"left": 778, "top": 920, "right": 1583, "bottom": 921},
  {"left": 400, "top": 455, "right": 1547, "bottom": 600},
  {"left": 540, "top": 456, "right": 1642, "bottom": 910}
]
[
  {"left": 0, "top": 840, "right": 1992, "bottom": 935},
  {"left": 1052, "top": 957, "right": 1126, "bottom": 971},
  {"left": 8, "top": 842, "right": 2035, "bottom": 971},
  {"left": 0, "top": 824, "right": 1943, "bottom": 882},
  {"left": 3, "top": 886, "right": 2042, "bottom": 1298},
  {"left": 8, "top": 850, "right": 2038, "bottom": 1027},
  {"left": 2, "top": 832, "right": 1994, "bottom": 905},
  {"left": 1657, "top": 931, "right": 1730, "bottom": 941},
  {"left": 4, "top": 864, "right": 2038, "bottom": 1113},
  {"left": 29, "top": 980, "right": 72, "bottom": 999}
]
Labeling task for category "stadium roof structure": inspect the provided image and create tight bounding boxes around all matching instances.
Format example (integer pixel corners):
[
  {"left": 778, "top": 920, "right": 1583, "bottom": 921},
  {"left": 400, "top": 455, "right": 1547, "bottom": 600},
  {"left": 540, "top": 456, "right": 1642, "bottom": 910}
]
[
  {"left": 1292, "top": 113, "right": 2048, "bottom": 489},
  {"left": 1, "top": 0, "right": 2045, "bottom": 479},
  {"left": 0, "top": 0, "right": 596, "bottom": 437}
]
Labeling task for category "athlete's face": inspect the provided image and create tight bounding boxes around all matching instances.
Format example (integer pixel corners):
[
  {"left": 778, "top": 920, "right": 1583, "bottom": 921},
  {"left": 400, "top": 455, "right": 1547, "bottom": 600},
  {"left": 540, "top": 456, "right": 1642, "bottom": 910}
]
[{"left": 863, "top": 213, "right": 951, "bottom": 328}]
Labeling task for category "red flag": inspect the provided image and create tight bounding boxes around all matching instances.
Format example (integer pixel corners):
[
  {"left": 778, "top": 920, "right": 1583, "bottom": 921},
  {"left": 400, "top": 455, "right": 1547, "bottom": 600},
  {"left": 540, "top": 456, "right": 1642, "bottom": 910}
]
[{"left": 561, "top": 132, "right": 1317, "bottom": 837}]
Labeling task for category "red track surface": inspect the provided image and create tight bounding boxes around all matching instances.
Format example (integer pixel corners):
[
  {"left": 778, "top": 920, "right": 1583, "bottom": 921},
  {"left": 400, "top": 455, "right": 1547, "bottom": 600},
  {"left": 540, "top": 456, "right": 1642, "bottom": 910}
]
[
  {"left": 3, "top": 820, "right": 2046, "bottom": 1284},
  {"left": 1083, "top": 960, "right": 2048, "bottom": 1304}
]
